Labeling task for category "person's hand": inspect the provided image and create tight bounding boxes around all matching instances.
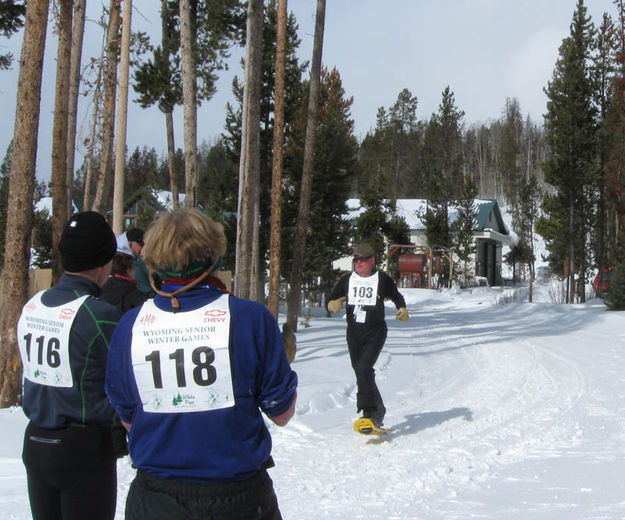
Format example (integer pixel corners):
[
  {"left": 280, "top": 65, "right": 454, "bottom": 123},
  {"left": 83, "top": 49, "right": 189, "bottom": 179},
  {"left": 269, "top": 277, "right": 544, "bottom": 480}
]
[
  {"left": 395, "top": 307, "right": 409, "bottom": 321},
  {"left": 328, "top": 296, "right": 346, "bottom": 313}
]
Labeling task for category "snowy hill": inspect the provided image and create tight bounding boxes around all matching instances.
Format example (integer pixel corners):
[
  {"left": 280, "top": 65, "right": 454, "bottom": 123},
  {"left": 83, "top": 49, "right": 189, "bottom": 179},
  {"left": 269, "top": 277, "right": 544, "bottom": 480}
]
[{"left": 2, "top": 284, "right": 625, "bottom": 519}]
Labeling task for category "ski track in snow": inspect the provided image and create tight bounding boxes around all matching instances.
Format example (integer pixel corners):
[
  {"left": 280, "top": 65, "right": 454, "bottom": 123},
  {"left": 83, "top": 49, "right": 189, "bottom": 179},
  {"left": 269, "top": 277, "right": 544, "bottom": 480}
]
[
  {"left": 2, "top": 288, "right": 625, "bottom": 520},
  {"left": 269, "top": 291, "right": 625, "bottom": 519}
]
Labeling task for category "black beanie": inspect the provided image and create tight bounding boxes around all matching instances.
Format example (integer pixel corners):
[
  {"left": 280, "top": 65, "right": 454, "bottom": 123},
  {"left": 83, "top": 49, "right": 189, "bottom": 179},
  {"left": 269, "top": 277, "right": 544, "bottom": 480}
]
[{"left": 58, "top": 211, "right": 117, "bottom": 272}]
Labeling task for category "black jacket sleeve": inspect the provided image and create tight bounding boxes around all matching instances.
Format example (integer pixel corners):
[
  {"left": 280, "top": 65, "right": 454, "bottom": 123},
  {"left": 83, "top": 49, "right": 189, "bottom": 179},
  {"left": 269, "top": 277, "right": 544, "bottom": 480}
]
[{"left": 379, "top": 271, "right": 406, "bottom": 309}]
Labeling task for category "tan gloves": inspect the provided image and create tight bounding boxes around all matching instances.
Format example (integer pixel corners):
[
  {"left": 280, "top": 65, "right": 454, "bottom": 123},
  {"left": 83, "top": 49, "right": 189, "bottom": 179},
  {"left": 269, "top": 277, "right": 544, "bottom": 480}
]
[
  {"left": 395, "top": 307, "right": 409, "bottom": 321},
  {"left": 328, "top": 296, "right": 346, "bottom": 313},
  {"left": 328, "top": 297, "right": 408, "bottom": 321}
]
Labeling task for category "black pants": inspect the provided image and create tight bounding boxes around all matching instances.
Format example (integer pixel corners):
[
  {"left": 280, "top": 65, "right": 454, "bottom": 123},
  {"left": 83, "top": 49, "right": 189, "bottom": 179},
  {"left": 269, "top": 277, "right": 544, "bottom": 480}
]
[
  {"left": 346, "top": 323, "right": 387, "bottom": 414},
  {"left": 22, "top": 422, "right": 117, "bottom": 520},
  {"left": 125, "top": 468, "right": 282, "bottom": 520}
]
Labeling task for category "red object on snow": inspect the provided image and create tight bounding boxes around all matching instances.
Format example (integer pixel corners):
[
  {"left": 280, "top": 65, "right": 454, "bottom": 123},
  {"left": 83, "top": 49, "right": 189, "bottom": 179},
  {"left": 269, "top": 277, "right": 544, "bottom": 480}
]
[{"left": 593, "top": 266, "right": 613, "bottom": 295}]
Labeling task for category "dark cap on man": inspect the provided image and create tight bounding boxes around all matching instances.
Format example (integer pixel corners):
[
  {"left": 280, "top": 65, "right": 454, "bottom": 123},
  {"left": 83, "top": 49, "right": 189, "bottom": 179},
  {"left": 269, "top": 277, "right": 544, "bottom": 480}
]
[
  {"left": 353, "top": 242, "right": 375, "bottom": 258},
  {"left": 126, "top": 227, "right": 144, "bottom": 247},
  {"left": 58, "top": 211, "right": 117, "bottom": 272}
]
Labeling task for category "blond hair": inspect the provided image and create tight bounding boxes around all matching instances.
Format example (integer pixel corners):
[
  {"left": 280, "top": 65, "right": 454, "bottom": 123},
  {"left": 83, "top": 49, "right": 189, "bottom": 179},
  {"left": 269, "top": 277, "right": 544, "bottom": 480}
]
[{"left": 142, "top": 208, "right": 227, "bottom": 274}]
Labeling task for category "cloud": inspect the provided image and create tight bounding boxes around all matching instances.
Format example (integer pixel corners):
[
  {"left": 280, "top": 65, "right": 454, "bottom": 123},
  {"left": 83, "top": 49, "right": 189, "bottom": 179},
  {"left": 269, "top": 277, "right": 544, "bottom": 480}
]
[{"left": 505, "top": 28, "right": 565, "bottom": 120}]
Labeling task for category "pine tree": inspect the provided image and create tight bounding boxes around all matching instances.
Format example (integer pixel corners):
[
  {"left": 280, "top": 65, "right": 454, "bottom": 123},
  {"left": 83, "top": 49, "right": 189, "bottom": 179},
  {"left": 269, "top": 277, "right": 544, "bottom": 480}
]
[
  {"left": 0, "top": 0, "right": 25, "bottom": 69},
  {"left": 298, "top": 68, "right": 358, "bottom": 287},
  {"left": 601, "top": 4, "right": 625, "bottom": 268},
  {"left": 516, "top": 174, "right": 541, "bottom": 298},
  {"left": 499, "top": 97, "right": 528, "bottom": 252},
  {"left": 592, "top": 13, "right": 616, "bottom": 270},
  {"left": 604, "top": 232, "right": 625, "bottom": 310},
  {"left": 435, "top": 86, "right": 465, "bottom": 198},
  {"left": 452, "top": 178, "right": 478, "bottom": 283},
  {"left": 358, "top": 108, "right": 393, "bottom": 198},
  {"left": 542, "top": 0, "right": 598, "bottom": 303},
  {"left": 355, "top": 192, "right": 389, "bottom": 259},
  {"left": 223, "top": 1, "right": 306, "bottom": 293},
  {"left": 32, "top": 208, "right": 53, "bottom": 269},
  {"left": 133, "top": 0, "right": 244, "bottom": 205},
  {"left": 358, "top": 89, "right": 423, "bottom": 199},
  {"left": 387, "top": 88, "right": 420, "bottom": 198}
]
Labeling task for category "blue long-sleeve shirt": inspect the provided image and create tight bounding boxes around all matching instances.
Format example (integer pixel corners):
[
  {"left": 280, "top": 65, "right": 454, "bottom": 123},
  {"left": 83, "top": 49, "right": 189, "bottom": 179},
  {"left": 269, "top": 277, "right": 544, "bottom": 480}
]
[{"left": 105, "top": 283, "right": 297, "bottom": 483}]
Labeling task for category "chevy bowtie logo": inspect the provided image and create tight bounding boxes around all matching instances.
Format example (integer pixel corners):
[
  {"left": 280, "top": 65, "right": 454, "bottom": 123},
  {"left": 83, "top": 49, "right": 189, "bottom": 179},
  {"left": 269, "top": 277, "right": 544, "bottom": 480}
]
[
  {"left": 203, "top": 308, "right": 227, "bottom": 323},
  {"left": 59, "top": 308, "right": 76, "bottom": 320},
  {"left": 204, "top": 309, "right": 227, "bottom": 317}
]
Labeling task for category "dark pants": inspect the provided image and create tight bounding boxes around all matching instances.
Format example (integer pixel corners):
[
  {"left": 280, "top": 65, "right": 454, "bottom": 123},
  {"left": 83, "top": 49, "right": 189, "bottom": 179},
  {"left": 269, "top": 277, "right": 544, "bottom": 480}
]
[
  {"left": 22, "top": 422, "right": 117, "bottom": 520},
  {"left": 125, "top": 468, "right": 283, "bottom": 520},
  {"left": 347, "top": 323, "right": 387, "bottom": 415}
]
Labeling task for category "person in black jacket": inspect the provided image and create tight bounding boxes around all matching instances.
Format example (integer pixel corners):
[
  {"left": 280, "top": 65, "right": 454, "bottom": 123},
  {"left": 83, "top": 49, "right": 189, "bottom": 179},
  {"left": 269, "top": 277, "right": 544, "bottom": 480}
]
[
  {"left": 327, "top": 242, "right": 409, "bottom": 428},
  {"left": 17, "top": 211, "right": 123, "bottom": 520},
  {"left": 101, "top": 235, "right": 148, "bottom": 312}
]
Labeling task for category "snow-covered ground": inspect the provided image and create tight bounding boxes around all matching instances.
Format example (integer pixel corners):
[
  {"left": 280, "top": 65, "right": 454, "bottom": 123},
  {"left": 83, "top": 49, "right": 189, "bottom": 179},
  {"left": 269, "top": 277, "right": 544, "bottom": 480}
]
[{"left": 2, "top": 282, "right": 625, "bottom": 519}]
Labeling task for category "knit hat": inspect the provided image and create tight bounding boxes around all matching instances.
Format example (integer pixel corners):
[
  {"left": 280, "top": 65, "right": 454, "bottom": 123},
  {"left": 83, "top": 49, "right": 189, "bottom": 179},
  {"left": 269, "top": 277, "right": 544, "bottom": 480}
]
[
  {"left": 58, "top": 212, "right": 117, "bottom": 272},
  {"left": 126, "top": 227, "right": 144, "bottom": 247},
  {"left": 353, "top": 242, "right": 375, "bottom": 258}
]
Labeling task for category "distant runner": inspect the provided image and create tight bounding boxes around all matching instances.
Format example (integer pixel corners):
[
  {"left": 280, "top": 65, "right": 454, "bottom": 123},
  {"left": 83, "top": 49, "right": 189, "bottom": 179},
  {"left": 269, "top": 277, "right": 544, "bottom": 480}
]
[{"left": 327, "top": 242, "right": 409, "bottom": 431}]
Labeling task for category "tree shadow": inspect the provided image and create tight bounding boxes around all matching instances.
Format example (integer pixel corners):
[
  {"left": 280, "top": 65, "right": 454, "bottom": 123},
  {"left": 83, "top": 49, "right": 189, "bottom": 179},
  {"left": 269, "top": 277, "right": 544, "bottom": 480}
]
[{"left": 366, "top": 407, "right": 473, "bottom": 444}]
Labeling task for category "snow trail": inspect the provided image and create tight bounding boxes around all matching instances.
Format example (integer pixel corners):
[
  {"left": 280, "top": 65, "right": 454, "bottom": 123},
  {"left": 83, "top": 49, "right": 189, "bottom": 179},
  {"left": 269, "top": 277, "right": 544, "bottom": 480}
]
[
  {"left": 2, "top": 287, "right": 625, "bottom": 519},
  {"left": 270, "top": 290, "right": 625, "bottom": 519}
]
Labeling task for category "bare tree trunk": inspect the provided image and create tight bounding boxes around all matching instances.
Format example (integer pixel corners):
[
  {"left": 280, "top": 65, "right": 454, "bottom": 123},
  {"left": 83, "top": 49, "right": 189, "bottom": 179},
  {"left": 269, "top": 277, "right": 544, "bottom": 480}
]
[
  {"left": 0, "top": 0, "right": 50, "bottom": 408},
  {"left": 179, "top": 0, "right": 197, "bottom": 208},
  {"left": 51, "top": 0, "right": 73, "bottom": 282},
  {"left": 93, "top": 0, "right": 120, "bottom": 212},
  {"left": 165, "top": 112, "right": 179, "bottom": 208},
  {"left": 66, "top": 0, "right": 86, "bottom": 215},
  {"left": 161, "top": 0, "right": 179, "bottom": 209},
  {"left": 286, "top": 0, "right": 325, "bottom": 332},
  {"left": 268, "top": 0, "right": 288, "bottom": 318},
  {"left": 234, "top": 0, "right": 263, "bottom": 299},
  {"left": 112, "top": 0, "right": 132, "bottom": 235},
  {"left": 83, "top": 44, "right": 104, "bottom": 211}
]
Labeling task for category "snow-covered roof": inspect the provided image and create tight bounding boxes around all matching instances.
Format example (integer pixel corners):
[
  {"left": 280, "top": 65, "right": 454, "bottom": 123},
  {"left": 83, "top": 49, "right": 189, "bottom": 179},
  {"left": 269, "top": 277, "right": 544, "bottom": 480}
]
[
  {"left": 346, "top": 198, "right": 510, "bottom": 235},
  {"left": 34, "top": 197, "right": 80, "bottom": 214},
  {"left": 154, "top": 190, "right": 185, "bottom": 209}
]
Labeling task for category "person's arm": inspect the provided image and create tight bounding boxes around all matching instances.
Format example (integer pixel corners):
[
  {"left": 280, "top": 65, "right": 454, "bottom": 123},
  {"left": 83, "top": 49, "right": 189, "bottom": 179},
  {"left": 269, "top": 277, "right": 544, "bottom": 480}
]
[
  {"left": 382, "top": 272, "right": 406, "bottom": 309},
  {"left": 327, "top": 274, "right": 349, "bottom": 311},
  {"left": 269, "top": 391, "right": 297, "bottom": 426},
  {"left": 380, "top": 272, "right": 409, "bottom": 321},
  {"left": 105, "top": 310, "right": 141, "bottom": 428}
]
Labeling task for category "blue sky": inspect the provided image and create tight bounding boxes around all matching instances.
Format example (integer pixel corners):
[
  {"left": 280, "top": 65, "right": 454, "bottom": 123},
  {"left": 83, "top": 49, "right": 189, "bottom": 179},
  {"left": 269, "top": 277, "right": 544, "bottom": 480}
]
[{"left": 0, "top": 0, "right": 617, "bottom": 182}]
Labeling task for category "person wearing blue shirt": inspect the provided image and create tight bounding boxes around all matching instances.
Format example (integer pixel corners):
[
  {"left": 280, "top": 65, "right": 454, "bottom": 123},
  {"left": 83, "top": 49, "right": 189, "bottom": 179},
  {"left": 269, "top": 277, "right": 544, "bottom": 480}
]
[{"left": 105, "top": 208, "right": 297, "bottom": 520}]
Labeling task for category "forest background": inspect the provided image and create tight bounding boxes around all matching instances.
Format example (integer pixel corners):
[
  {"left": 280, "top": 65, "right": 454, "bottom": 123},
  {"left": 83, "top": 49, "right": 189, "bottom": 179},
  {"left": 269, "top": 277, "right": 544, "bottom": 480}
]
[{"left": 1, "top": 0, "right": 625, "bottom": 407}]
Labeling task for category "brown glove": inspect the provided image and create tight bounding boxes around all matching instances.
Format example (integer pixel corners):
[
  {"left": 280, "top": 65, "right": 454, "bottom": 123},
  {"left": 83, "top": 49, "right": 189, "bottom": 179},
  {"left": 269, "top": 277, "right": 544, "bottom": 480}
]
[
  {"left": 395, "top": 307, "right": 409, "bottom": 322},
  {"left": 328, "top": 296, "right": 346, "bottom": 313}
]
